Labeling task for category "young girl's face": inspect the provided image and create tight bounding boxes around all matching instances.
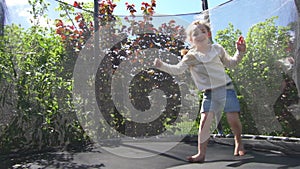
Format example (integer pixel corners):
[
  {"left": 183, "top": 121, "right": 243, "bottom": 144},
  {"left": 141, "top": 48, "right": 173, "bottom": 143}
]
[{"left": 190, "top": 24, "right": 210, "bottom": 45}]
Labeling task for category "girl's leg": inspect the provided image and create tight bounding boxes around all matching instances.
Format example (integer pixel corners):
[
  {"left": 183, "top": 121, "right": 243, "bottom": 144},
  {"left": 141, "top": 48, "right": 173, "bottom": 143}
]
[
  {"left": 187, "top": 112, "right": 214, "bottom": 162},
  {"left": 226, "top": 112, "right": 245, "bottom": 156}
]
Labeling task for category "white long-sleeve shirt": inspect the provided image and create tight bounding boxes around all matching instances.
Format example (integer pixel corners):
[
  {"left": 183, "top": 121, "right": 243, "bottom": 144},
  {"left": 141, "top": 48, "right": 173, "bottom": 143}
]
[{"left": 158, "top": 44, "right": 244, "bottom": 91}]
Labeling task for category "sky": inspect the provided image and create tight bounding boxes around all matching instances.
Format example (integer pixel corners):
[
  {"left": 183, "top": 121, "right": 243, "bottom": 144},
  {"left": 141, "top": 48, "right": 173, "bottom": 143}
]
[
  {"left": 5, "top": 0, "right": 297, "bottom": 40},
  {"left": 6, "top": 0, "right": 228, "bottom": 29},
  {"left": 209, "top": 0, "right": 297, "bottom": 37}
]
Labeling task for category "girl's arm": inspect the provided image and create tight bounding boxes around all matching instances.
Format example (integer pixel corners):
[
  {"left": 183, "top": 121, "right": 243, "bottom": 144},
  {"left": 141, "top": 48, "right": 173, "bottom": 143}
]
[
  {"left": 154, "top": 54, "right": 195, "bottom": 75},
  {"left": 219, "top": 36, "right": 246, "bottom": 68},
  {"left": 219, "top": 47, "right": 245, "bottom": 68}
]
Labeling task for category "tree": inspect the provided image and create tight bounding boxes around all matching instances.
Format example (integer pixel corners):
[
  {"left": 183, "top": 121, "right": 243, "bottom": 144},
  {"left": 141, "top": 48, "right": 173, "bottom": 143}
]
[
  {"left": 215, "top": 16, "right": 298, "bottom": 136},
  {"left": 0, "top": 0, "right": 88, "bottom": 154},
  {"left": 0, "top": 0, "right": 191, "bottom": 154},
  {"left": 56, "top": 0, "right": 198, "bottom": 139}
]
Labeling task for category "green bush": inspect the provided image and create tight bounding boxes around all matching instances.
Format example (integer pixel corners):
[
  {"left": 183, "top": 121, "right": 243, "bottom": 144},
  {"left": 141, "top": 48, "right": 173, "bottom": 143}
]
[{"left": 215, "top": 17, "right": 298, "bottom": 137}]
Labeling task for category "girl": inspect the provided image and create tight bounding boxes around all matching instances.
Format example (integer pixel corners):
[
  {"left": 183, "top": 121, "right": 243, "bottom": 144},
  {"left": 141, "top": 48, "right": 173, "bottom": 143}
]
[{"left": 154, "top": 20, "right": 246, "bottom": 162}]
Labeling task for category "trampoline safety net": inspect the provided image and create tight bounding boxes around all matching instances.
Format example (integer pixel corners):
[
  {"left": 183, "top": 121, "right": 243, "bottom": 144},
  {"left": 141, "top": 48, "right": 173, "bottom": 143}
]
[{"left": 0, "top": 0, "right": 300, "bottom": 157}]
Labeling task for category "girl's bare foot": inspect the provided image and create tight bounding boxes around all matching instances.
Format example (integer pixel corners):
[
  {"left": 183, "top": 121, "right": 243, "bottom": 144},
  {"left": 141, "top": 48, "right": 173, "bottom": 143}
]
[
  {"left": 187, "top": 154, "right": 205, "bottom": 163},
  {"left": 234, "top": 144, "right": 245, "bottom": 156}
]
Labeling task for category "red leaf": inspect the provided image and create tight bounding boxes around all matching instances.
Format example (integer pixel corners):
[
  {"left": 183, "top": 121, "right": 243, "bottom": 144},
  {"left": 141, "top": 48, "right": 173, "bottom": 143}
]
[
  {"left": 238, "top": 36, "right": 244, "bottom": 45},
  {"left": 55, "top": 19, "right": 63, "bottom": 27},
  {"left": 75, "top": 14, "right": 81, "bottom": 22},
  {"left": 73, "top": 1, "right": 78, "bottom": 7},
  {"left": 79, "top": 21, "right": 85, "bottom": 28}
]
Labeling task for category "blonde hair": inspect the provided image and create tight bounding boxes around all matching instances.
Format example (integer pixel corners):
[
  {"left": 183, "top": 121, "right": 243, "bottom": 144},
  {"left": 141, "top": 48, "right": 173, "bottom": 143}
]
[{"left": 185, "top": 20, "right": 211, "bottom": 44}]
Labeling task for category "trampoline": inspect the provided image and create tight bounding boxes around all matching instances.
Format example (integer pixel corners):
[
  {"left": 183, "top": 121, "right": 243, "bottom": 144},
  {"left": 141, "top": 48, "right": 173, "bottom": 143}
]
[
  {"left": 1, "top": 0, "right": 300, "bottom": 169},
  {"left": 1, "top": 136, "right": 300, "bottom": 169}
]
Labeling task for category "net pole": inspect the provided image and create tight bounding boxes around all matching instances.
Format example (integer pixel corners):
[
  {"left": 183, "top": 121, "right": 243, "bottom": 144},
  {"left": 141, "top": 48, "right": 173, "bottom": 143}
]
[
  {"left": 0, "top": 0, "right": 7, "bottom": 36},
  {"left": 202, "top": 0, "right": 212, "bottom": 42},
  {"left": 94, "top": 0, "right": 99, "bottom": 56},
  {"left": 202, "top": 0, "right": 208, "bottom": 10},
  {"left": 294, "top": 0, "right": 300, "bottom": 103}
]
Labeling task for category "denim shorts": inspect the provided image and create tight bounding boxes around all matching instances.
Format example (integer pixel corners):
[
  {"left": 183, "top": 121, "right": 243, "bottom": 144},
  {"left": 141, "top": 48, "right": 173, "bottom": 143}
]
[{"left": 200, "top": 87, "right": 240, "bottom": 113}]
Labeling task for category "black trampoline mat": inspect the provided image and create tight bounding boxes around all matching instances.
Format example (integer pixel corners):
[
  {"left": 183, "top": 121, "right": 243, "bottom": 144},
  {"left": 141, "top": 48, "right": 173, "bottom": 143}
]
[{"left": 1, "top": 139, "right": 300, "bottom": 169}]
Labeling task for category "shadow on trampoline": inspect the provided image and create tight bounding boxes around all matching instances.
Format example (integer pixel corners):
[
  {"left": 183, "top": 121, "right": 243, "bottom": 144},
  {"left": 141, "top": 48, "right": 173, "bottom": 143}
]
[
  {"left": 1, "top": 137, "right": 300, "bottom": 169},
  {"left": 225, "top": 153, "right": 300, "bottom": 168},
  {"left": 0, "top": 150, "right": 106, "bottom": 169}
]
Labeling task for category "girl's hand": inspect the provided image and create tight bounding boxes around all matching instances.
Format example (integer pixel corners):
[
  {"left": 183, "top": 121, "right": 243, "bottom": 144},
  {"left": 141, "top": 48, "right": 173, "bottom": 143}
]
[
  {"left": 154, "top": 58, "right": 163, "bottom": 68},
  {"left": 236, "top": 36, "right": 246, "bottom": 53}
]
